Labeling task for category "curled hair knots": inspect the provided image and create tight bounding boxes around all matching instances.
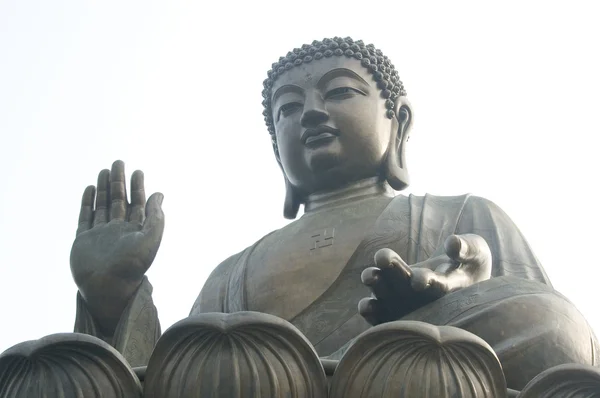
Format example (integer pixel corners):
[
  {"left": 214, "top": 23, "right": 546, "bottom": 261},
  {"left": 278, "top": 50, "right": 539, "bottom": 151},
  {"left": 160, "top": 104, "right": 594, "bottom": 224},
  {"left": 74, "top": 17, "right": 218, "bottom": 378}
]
[{"left": 262, "top": 37, "right": 407, "bottom": 157}]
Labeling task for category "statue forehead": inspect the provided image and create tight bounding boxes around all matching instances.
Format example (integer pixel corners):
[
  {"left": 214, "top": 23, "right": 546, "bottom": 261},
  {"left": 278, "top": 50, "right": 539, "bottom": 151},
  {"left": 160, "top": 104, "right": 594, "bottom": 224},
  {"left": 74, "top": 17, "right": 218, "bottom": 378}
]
[{"left": 270, "top": 56, "right": 373, "bottom": 97}]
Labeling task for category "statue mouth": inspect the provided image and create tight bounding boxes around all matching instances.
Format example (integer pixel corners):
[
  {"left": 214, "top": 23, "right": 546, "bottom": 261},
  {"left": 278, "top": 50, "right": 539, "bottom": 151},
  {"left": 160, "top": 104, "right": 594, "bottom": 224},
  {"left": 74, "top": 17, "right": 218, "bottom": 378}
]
[{"left": 302, "top": 126, "right": 340, "bottom": 147}]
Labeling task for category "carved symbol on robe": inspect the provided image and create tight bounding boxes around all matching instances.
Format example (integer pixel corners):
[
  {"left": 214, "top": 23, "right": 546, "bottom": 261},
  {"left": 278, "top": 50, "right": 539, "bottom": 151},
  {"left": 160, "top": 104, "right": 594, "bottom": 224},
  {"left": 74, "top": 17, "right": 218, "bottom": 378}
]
[{"left": 310, "top": 228, "right": 335, "bottom": 251}]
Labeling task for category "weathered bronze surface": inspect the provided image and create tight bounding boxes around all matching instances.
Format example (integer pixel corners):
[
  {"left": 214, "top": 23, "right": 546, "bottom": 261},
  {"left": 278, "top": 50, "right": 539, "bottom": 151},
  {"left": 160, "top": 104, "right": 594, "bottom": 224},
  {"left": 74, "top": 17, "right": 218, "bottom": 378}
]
[
  {"left": 2, "top": 316, "right": 599, "bottom": 397},
  {"left": 1, "top": 36, "right": 599, "bottom": 397},
  {"left": 0, "top": 333, "right": 142, "bottom": 397}
]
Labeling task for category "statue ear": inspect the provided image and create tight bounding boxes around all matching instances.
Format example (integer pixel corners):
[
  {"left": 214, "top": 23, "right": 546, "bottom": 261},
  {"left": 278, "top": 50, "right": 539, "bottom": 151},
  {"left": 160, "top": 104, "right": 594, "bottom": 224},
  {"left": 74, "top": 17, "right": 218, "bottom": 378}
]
[
  {"left": 384, "top": 98, "right": 413, "bottom": 191},
  {"left": 283, "top": 176, "right": 301, "bottom": 219},
  {"left": 272, "top": 133, "right": 302, "bottom": 220}
]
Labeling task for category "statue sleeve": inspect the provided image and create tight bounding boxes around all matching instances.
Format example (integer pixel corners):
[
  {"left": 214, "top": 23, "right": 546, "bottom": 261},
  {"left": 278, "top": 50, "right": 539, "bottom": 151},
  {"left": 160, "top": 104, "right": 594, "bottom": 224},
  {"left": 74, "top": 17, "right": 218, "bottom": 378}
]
[
  {"left": 74, "top": 276, "right": 161, "bottom": 367},
  {"left": 190, "top": 250, "right": 246, "bottom": 315},
  {"left": 458, "top": 196, "right": 552, "bottom": 285}
]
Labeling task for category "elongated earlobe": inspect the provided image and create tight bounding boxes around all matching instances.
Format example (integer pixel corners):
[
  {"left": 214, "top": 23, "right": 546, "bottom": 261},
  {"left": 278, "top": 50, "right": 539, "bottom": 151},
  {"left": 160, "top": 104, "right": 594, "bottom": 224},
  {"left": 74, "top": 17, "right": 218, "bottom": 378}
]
[
  {"left": 385, "top": 140, "right": 410, "bottom": 190},
  {"left": 283, "top": 177, "right": 301, "bottom": 219},
  {"left": 272, "top": 135, "right": 302, "bottom": 219},
  {"left": 384, "top": 105, "right": 412, "bottom": 191}
]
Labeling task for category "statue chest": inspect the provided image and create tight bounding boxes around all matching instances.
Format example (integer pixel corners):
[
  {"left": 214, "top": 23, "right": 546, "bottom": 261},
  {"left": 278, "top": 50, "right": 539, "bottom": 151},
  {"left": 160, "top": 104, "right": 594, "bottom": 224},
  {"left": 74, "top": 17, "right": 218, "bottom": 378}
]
[{"left": 244, "top": 199, "right": 391, "bottom": 321}]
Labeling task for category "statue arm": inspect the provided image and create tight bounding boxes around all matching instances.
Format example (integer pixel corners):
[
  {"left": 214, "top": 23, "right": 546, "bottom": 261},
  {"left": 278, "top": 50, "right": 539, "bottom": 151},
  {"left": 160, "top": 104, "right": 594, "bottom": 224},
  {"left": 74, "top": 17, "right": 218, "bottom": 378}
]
[
  {"left": 70, "top": 161, "right": 165, "bottom": 366},
  {"left": 72, "top": 249, "right": 243, "bottom": 366},
  {"left": 457, "top": 196, "right": 552, "bottom": 285},
  {"left": 74, "top": 276, "right": 161, "bottom": 367}
]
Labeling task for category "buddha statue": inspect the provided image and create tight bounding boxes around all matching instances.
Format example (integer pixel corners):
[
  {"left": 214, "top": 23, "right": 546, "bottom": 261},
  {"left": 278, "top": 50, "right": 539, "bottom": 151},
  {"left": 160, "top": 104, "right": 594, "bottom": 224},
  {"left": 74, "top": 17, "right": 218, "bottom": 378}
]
[{"left": 69, "top": 37, "right": 598, "bottom": 391}]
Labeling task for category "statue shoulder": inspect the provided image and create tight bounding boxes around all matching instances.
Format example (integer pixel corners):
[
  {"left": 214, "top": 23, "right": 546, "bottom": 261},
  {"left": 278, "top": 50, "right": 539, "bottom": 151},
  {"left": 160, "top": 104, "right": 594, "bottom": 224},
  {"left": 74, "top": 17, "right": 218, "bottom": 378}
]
[
  {"left": 456, "top": 194, "right": 551, "bottom": 283},
  {"left": 413, "top": 193, "right": 526, "bottom": 244},
  {"left": 405, "top": 193, "right": 505, "bottom": 217},
  {"left": 406, "top": 193, "right": 549, "bottom": 282},
  {"left": 190, "top": 230, "right": 280, "bottom": 315},
  {"left": 189, "top": 249, "right": 246, "bottom": 315},
  {"left": 462, "top": 194, "right": 503, "bottom": 212},
  {"left": 456, "top": 194, "right": 517, "bottom": 228}
]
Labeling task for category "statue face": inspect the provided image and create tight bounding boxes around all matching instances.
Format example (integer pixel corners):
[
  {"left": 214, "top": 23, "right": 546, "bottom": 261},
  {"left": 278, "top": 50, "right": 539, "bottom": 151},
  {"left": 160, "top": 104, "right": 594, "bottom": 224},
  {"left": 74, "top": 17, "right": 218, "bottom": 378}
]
[{"left": 271, "top": 56, "right": 397, "bottom": 195}]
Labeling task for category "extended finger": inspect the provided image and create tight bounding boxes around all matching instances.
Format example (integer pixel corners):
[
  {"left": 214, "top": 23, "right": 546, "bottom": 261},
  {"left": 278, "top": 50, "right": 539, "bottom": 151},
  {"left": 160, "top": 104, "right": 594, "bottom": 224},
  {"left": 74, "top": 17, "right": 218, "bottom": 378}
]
[
  {"left": 361, "top": 266, "right": 380, "bottom": 287},
  {"left": 77, "top": 185, "right": 95, "bottom": 235},
  {"left": 361, "top": 266, "right": 403, "bottom": 303},
  {"left": 373, "top": 248, "right": 413, "bottom": 293},
  {"left": 361, "top": 266, "right": 388, "bottom": 298},
  {"left": 374, "top": 248, "right": 412, "bottom": 276},
  {"left": 93, "top": 169, "right": 110, "bottom": 226},
  {"left": 129, "top": 170, "right": 146, "bottom": 224},
  {"left": 110, "top": 160, "right": 127, "bottom": 221},
  {"left": 358, "top": 297, "right": 385, "bottom": 326}
]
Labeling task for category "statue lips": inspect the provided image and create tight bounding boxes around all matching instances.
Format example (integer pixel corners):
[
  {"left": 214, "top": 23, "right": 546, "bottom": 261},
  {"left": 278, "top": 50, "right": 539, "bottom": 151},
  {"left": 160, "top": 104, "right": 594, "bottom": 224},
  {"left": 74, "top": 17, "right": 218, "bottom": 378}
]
[{"left": 302, "top": 125, "right": 340, "bottom": 148}]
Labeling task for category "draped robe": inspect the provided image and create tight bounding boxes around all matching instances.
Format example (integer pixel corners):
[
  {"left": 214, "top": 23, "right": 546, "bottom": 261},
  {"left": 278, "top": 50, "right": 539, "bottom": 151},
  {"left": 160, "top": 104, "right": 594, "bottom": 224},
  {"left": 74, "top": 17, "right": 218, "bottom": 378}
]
[{"left": 75, "top": 193, "right": 599, "bottom": 389}]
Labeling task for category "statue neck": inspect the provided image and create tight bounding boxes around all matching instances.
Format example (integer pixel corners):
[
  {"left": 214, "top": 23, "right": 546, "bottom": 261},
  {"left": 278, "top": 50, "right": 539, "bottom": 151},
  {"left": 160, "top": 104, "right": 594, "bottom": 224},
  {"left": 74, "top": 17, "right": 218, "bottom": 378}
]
[{"left": 304, "top": 177, "right": 395, "bottom": 214}]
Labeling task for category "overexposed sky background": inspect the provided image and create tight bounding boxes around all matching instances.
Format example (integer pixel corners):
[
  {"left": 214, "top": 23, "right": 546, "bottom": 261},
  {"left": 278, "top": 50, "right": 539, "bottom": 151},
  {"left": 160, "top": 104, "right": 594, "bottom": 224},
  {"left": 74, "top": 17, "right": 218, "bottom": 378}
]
[{"left": 1, "top": 1, "right": 599, "bottom": 352}]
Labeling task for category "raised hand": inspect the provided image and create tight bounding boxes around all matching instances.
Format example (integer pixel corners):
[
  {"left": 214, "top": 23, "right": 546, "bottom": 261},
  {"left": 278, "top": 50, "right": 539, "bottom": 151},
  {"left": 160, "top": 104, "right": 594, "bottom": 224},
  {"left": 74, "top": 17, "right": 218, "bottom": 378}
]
[
  {"left": 358, "top": 234, "right": 492, "bottom": 325},
  {"left": 70, "top": 160, "right": 164, "bottom": 337}
]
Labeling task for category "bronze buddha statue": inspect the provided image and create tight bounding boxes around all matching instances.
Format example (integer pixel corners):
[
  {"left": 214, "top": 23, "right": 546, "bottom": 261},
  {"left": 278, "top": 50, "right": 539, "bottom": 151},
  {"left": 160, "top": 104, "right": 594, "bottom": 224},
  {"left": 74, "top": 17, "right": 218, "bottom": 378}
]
[{"left": 67, "top": 37, "right": 598, "bottom": 391}]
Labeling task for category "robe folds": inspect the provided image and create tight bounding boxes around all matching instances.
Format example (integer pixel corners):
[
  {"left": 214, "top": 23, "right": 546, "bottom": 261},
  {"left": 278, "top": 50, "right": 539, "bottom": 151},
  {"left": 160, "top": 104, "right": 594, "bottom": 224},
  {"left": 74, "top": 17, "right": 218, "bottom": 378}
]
[
  {"left": 192, "top": 193, "right": 598, "bottom": 390},
  {"left": 74, "top": 276, "right": 161, "bottom": 368},
  {"left": 76, "top": 194, "right": 598, "bottom": 389}
]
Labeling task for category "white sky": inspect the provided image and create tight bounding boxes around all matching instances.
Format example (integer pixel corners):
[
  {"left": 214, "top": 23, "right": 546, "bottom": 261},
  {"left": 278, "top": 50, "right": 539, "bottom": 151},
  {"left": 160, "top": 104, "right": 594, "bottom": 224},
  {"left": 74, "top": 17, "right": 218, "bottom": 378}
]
[{"left": 1, "top": 1, "right": 599, "bottom": 353}]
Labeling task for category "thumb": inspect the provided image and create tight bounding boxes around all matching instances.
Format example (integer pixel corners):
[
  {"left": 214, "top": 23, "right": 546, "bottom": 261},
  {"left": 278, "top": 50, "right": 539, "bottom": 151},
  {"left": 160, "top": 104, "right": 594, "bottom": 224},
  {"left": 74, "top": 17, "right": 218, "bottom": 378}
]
[
  {"left": 444, "top": 234, "right": 488, "bottom": 262},
  {"left": 142, "top": 192, "right": 165, "bottom": 241},
  {"left": 444, "top": 234, "right": 492, "bottom": 281}
]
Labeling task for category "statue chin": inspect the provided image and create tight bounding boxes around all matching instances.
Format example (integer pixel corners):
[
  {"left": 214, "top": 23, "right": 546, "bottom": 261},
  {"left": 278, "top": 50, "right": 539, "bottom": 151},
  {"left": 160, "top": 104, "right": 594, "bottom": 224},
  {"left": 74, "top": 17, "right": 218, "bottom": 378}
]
[{"left": 305, "top": 144, "right": 342, "bottom": 174}]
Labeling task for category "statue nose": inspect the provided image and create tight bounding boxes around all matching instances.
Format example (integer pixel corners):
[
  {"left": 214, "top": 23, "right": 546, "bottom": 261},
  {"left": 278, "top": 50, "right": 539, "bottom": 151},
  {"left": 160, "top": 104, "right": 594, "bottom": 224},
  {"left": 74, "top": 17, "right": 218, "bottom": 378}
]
[
  {"left": 301, "top": 109, "right": 329, "bottom": 127},
  {"left": 300, "top": 97, "right": 328, "bottom": 128}
]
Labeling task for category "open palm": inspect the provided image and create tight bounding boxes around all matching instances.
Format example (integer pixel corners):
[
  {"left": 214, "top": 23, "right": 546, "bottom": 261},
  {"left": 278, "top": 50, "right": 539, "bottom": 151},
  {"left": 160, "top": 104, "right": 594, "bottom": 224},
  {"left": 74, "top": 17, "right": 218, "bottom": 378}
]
[
  {"left": 359, "top": 234, "right": 492, "bottom": 325},
  {"left": 70, "top": 160, "right": 164, "bottom": 334}
]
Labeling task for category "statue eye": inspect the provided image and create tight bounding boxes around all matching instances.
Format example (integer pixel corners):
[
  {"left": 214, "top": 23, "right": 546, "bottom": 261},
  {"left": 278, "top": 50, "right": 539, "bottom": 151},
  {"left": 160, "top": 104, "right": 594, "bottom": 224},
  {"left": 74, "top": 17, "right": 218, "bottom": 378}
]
[
  {"left": 325, "top": 87, "right": 361, "bottom": 99},
  {"left": 278, "top": 102, "right": 302, "bottom": 120}
]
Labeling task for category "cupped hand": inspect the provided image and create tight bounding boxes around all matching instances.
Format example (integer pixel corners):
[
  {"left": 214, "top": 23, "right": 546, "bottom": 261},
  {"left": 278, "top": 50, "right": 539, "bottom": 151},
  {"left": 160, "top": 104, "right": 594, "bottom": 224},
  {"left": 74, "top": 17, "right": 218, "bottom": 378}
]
[
  {"left": 70, "top": 160, "right": 164, "bottom": 335},
  {"left": 358, "top": 234, "right": 492, "bottom": 325}
]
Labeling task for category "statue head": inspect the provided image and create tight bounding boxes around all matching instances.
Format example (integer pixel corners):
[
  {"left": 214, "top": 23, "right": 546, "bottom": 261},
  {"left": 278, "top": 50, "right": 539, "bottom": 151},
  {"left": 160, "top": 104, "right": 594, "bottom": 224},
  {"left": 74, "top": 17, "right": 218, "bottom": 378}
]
[{"left": 262, "top": 37, "right": 413, "bottom": 219}]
